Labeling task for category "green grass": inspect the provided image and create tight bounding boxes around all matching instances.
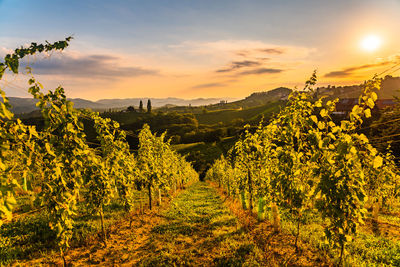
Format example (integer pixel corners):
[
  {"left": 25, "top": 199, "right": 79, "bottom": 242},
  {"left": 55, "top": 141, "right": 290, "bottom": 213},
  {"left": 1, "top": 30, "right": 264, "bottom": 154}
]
[
  {"left": 228, "top": 192, "right": 400, "bottom": 266},
  {"left": 172, "top": 142, "right": 205, "bottom": 151},
  {"left": 269, "top": 206, "right": 400, "bottom": 266},
  {"left": 137, "top": 182, "right": 265, "bottom": 266},
  {"left": 346, "top": 232, "right": 400, "bottom": 266},
  {"left": 102, "top": 111, "right": 143, "bottom": 125},
  {"left": 380, "top": 213, "right": 400, "bottom": 225},
  {"left": 5, "top": 183, "right": 399, "bottom": 266},
  {"left": 0, "top": 213, "right": 56, "bottom": 265},
  {"left": 0, "top": 191, "right": 148, "bottom": 265},
  {"left": 195, "top": 101, "right": 283, "bottom": 125},
  {"left": 176, "top": 137, "right": 237, "bottom": 168},
  {"left": 179, "top": 142, "right": 222, "bottom": 158}
]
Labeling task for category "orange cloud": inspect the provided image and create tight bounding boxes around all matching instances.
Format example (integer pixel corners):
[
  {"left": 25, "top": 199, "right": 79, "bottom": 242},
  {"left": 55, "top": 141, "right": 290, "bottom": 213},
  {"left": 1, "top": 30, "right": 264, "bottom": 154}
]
[
  {"left": 26, "top": 54, "right": 159, "bottom": 79},
  {"left": 216, "top": 60, "right": 263, "bottom": 73},
  {"left": 324, "top": 61, "right": 393, "bottom": 78}
]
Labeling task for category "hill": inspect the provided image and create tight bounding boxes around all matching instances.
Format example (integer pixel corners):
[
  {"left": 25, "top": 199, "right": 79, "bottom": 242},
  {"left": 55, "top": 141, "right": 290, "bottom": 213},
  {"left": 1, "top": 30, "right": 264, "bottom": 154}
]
[
  {"left": 232, "top": 87, "right": 291, "bottom": 108},
  {"left": 3, "top": 96, "right": 236, "bottom": 114},
  {"left": 195, "top": 101, "right": 284, "bottom": 125},
  {"left": 96, "top": 97, "right": 237, "bottom": 108},
  {"left": 204, "top": 87, "right": 291, "bottom": 111},
  {"left": 156, "top": 87, "right": 292, "bottom": 115},
  {"left": 316, "top": 75, "right": 400, "bottom": 99}
]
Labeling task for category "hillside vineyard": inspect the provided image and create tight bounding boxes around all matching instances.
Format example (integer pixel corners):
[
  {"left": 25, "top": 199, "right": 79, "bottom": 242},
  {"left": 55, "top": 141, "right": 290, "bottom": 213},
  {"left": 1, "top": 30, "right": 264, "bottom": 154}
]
[
  {"left": 207, "top": 72, "right": 399, "bottom": 264},
  {"left": 0, "top": 39, "right": 198, "bottom": 265},
  {"left": 1, "top": 39, "right": 399, "bottom": 266}
]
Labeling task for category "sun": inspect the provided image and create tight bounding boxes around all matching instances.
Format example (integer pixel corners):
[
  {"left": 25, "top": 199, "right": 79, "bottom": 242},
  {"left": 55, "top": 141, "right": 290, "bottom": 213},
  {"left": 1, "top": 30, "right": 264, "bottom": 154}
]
[{"left": 360, "top": 35, "right": 382, "bottom": 52}]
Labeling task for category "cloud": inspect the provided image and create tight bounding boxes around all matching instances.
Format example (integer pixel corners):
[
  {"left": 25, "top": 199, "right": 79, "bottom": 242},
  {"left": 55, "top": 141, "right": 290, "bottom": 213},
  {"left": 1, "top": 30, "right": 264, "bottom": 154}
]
[
  {"left": 236, "top": 51, "right": 249, "bottom": 57},
  {"left": 324, "top": 61, "right": 393, "bottom": 78},
  {"left": 172, "top": 40, "right": 313, "bottom": 59},
  {"left": 191, "top": 40, "right": 311, "bottom": 76},
  {"left": 258, "top": 48, "right": 285, "bottom": 55},
  {"left": 0, "top": 46, "right": 12, "bottom": 57},
  {"left": 191, "top": 82, "right": 228, "bottom": 89},
  {"left": 236, "top": 48, "right": 285, "bottom": 56},
  {"left": 216, "top": 60, "right": 262, "bottom": 73},
  {"left": 27, "top": 54, "right": 159, "bottom": 79},
  {"left": 238, "top": 68, "right": 284, "bottom": 76}
]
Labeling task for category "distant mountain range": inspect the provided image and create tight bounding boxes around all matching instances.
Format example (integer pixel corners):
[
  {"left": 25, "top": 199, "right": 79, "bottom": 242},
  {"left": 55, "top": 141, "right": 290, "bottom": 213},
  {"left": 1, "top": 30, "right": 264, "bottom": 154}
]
[
  {"left": 95, "top": 97, "right": 237, "bottom": 109},
  {"left": 6, "top": 75, "right": 400, "bottom": 115},
  {"left": 155, "top": 87, "right": 292, "bottom": 113},
  {"left": 6, "top": 97, "right": 238, "bottom": 114}
]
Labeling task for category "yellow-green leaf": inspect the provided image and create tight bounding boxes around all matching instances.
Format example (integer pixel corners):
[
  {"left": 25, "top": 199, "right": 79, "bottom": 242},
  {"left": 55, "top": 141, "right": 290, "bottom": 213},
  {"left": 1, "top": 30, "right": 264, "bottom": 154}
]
[
  {"left": 320, "top": 109, "right": 328, "bottom": 118},
  {"left": 373, "top": 156, "right": 383, "bottom": 169},
  {"left": 366, "top": 98, "right": 375, "bottom": 109}
]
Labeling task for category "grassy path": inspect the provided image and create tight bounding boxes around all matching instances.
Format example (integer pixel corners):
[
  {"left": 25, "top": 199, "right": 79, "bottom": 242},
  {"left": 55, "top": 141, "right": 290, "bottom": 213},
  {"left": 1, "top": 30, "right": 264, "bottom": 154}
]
[
  {"left": 134, "top": 181, "right": 265, "bottom": 266},
  {"left": 14, "top": 181, "right": 266, "bottom": 266},
  {"left": 14, "top": 181, "right": 328, "bottom": 266},
  {"left": 12, "top": 181, "right": 399, "bottom": 266}
]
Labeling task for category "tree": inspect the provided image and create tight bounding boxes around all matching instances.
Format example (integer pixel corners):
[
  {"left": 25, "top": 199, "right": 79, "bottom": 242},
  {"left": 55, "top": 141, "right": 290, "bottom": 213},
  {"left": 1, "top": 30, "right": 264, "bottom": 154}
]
[
  {"left": 147, "top": 99, "right": 152, "bottom": 113},
  {"left": 139, "top": 100, "right": 144, "bottom": 112},
  {"left": 127, "top": 106, "right": 135, "bottom": 112}
]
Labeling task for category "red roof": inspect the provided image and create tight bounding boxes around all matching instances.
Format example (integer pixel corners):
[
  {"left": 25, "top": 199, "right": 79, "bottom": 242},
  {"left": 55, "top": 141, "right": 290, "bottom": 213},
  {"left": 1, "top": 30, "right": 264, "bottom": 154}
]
[
  {"left": 376, "top": 99, "right": 396, "bottom": 109},
  {"left": 335, "top": 98, "right": 397, "bottom": 112}
]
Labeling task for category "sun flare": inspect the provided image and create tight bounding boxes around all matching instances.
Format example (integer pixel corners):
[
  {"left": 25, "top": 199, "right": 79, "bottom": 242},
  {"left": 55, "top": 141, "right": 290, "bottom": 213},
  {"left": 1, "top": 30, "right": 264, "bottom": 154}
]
[{"left": 360, "top": 35, "right": 382, "bottom": 52}]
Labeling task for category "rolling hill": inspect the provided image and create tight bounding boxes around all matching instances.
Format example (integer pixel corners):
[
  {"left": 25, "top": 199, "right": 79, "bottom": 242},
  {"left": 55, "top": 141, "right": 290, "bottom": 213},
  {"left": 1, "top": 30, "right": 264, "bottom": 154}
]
[
  {"left": 316, "top": 75, "right": 400, "bottom": 99},
  {"left": 195, "top": 101, "right": 285, "bottom": 125},
  {"left": 4, "top": 96, "right": 236, "bottom": 114}
]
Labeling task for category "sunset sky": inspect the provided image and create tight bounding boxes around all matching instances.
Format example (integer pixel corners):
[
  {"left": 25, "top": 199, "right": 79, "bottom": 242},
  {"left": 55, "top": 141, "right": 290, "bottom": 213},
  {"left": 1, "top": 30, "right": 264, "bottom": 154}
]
[{"left": 1, "top": 0, "right": 400, "bottom": 100}]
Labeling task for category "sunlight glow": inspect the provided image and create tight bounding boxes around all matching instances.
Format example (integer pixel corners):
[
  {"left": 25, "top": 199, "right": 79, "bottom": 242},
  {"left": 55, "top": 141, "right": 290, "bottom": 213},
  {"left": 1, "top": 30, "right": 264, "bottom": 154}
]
[{"left": 360, "top": 35, "right": 382, "bottom": 52}]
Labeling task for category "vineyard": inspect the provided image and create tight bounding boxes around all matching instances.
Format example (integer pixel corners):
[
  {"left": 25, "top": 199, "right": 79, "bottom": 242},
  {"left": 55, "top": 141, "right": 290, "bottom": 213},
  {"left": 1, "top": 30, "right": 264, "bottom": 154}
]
[
  {"left": 0, "top": 39, "right": 198, "bottom": 265},
  {"left": 207, "top": 72, "right": 400, "bottom": 265},
  {"left": 1, "top": 39, "right": 400, "bottom": 266}
]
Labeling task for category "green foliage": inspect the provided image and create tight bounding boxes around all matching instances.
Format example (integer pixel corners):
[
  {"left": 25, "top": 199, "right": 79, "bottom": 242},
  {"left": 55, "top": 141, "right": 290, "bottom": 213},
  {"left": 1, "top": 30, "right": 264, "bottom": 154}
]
[
  {"left": 139, "top": 100, "right": 144, "bottom": 113},
  {"left": 207, "top": 73, "right": 400, "bottom": 262},
  {"left": 147, "top": 99, "right": 152, "bottom": 113},
  {"left": 28, "top": 78, "right": 88, "bottom": 255},
  {"left": 137, "top": 124, "right": 198, "bottom": 208},
  {"left": 87, "top": 113, "right": 135, "bottom": 211},
  {"left": 0, "top": 37, "right": 72, "bottom": 80},
  {"left": 0, "top": 38, "right": 72, "bottom": 227},
  {"left": 0, "top": 38, "right": 198, "bottom": 264}
]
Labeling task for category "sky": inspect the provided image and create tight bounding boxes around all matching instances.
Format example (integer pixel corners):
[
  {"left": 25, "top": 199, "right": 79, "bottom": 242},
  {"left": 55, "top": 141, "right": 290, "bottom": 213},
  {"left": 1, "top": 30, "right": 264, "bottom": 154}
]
[{"left": 1, "top": 0, "right": 400, "bottom": 100}]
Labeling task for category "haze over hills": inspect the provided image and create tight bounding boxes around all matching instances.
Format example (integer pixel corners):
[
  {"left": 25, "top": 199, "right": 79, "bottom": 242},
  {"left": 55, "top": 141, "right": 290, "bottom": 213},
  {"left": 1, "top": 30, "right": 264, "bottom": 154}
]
[
  {"left": 96, "top": 97, "right": 237, "bottom": 108},
  {"left": 6, "top": 97, "right": 238, "bottom": 114},
  {"left": 6, "top": 75, "right": 400, "bottom": 115}
]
